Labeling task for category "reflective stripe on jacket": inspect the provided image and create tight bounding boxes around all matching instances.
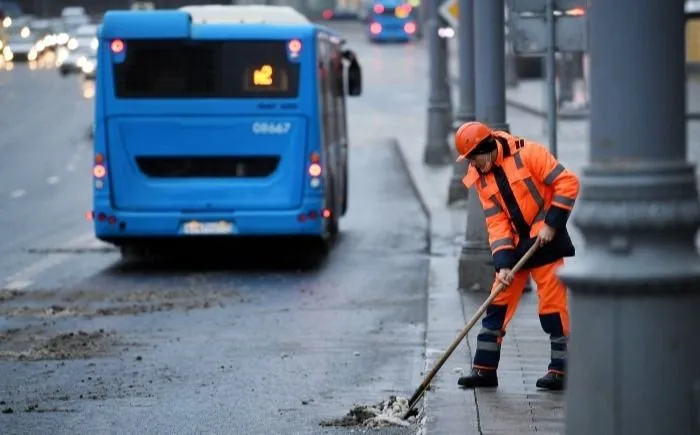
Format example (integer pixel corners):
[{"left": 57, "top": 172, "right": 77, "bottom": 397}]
[{"left": 462, "top": 131, "right": 580, "bottom": 270}]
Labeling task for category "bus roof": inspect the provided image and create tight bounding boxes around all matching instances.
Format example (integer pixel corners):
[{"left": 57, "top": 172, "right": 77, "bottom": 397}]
[
  {"left": 101, "top": 8, "right": 346, "bottom": 43},
  {"left": 179, "top": 4, "right": 310, "bottom": 25}
]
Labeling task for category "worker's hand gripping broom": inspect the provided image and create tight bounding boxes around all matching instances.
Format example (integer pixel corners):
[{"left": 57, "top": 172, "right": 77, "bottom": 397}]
[{"left": 402, "top": 242, "right": 539, "bottom": 419}]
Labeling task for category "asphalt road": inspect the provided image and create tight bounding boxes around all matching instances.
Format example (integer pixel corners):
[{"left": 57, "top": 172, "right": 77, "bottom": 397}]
[{"left": 0, "top": 24, "right": 432, "bottom": 434}]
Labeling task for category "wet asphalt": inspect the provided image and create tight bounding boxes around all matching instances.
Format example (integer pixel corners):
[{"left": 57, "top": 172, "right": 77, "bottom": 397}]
[{"left": 0, "top": 23, "right": 433, "bottom": 434}]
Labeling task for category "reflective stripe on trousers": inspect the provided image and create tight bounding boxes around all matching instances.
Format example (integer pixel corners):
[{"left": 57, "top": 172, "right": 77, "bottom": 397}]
[{"left": 472, "top": 259, "right": 569, "bottom": 371}]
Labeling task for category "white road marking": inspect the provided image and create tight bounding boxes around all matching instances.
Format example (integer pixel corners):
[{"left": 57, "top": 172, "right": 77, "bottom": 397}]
[
  {"left": 47, "top": 175, "right": 60, "bottom": 184},
  {"left": 66, "top": 163, "right": 76, "bottom": 172},
  {"left": 10, "top": 189, "right": 25, "bottom": 198},
  {"left": 3, "top": 232, "right": 96, "bottom": 290}
]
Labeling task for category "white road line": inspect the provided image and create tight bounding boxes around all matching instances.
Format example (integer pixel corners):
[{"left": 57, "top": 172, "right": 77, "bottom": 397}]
[
  {"left": 47, "top": 175, "right": 60, "bottom": 184},
  {"left": 10, "top": 189, "right": 25, "bottom": 198},
  {"left": 3, "top": 232, "right": 96, "bottom": 290}
]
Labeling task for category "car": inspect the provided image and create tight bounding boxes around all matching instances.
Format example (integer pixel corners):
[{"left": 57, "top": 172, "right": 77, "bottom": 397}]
[
  {"left": 58, "top": 23, "right": 98, "bottom": 76},
  {"left": 80, "top": 54, "right": 96, "bottom": 79},
  {"left": 30, "top": 18, "right": 60, "bottom": 50},
  {"left": 3, "top": 24, "right": 40, "bottom": 61}
]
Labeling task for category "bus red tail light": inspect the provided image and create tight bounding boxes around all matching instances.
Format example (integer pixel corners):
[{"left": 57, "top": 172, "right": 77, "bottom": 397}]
[
  {"left": 373, "top": 4, "right": 384, "bottom": 14},
  {"left": 370, "top": 23, "right": 382, "bottom": 35},
  {"left": 404, "top": 22, "right": 416, "bottom": 34},
  {"left": 110, "top": 39, "right": 124, "bottom": 53},
  {"left": 309, "top": 163, "right": 322, "bottom": 177},
  {"left": 93, "top": 164, "right": 106, "bottom": 178}
]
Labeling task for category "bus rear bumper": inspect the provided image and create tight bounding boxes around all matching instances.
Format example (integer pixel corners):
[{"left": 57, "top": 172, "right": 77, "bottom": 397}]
[{"left": 93, "top": 200, "right": 328, "bottom": 241}]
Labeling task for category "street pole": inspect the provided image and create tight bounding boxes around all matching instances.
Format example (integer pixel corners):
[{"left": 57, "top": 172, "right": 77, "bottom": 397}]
[
  {"left": 545, "top": 0, "right": 557, "bottom": 158},
  {"left": 458, "top": 0, "right": 508, "bottom": 292},
  {"left": 447, "top": 0, "right": 476, "bottom": 205},
  {"left": 423, "top": 0, "right": 453, "bottom": 166},
  {"left": 560, "top": 1, "right": 700, "bottom": 434}
]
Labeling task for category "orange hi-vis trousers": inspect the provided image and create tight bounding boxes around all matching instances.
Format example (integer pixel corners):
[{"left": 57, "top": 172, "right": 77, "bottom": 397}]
[{"left": 472, "top": 259, "right": 569, "bottom": 373}]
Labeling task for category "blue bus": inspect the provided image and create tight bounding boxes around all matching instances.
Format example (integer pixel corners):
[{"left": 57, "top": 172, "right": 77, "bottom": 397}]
[
  {"left": 366, "top": 0, "right": 417, "bottom": 42},
  {"left": 91, "top": 5, "right": 363, "bottom": 258}
]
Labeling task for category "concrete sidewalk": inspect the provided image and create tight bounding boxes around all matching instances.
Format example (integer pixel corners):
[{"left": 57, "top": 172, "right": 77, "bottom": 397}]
[
  {"left": 356, "top": 38, "right": 700, "bottom": 432},
  {"left": 394, "top": 104, "right": 577, "bottom": 434}
]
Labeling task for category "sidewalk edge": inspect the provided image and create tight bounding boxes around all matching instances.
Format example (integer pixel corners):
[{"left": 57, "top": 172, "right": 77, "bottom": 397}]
[
  {"left": 392, "top": 137, "right": 432, "bottom": 253},
  {"left": 393, "top": 138, "right": 480, "bottom": 435}
]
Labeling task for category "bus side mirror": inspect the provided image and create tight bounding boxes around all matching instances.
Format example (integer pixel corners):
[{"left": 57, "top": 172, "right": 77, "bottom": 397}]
[{"left": 343, "top": 50, "right": 362, "bottom": 97}]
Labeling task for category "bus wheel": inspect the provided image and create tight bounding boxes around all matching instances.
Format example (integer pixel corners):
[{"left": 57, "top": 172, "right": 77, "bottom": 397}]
[{"left": 328, "top": 184, "right": 340, "bottom": 236}]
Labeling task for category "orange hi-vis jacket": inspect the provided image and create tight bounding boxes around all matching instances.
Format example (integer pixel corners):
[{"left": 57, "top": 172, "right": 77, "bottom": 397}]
[{"left": 463, "top": 131, "right": 580, "bottom": 270}]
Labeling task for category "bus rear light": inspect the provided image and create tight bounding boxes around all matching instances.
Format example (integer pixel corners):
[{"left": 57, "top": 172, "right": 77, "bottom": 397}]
[
  {"left": 298, "top": 213, "right": 307, "bottom": 222},
  {"left": 322, "top": 208, "right": 331, "bottom": 219},
  {"left": 370, "top": 23, "right": 382, "bottom": 34},
  {"left": 310, "top": 152, "right": 320, "bottom": 163},
  {"left": 308, "top": 210, "right": 318, "bottom": 220},
  {"left": 288, "top": 39, "right": 302, "bottom": 53},
  {"left": 85, "top": 211, "right": 94, "bottom": 221},
  {"left": 309, "top": 163, "right": 322, "bottom": 177},
  {"left": 373, "top": 4, "right": 384, "bottom": 13},
  {"left": 93, "top": 164, "right": 106, "bottom": 178},
  {"left": 404, "top": 22, "right": 416, "bottom": 34},
  {"left": 94, "top": 153, "right": 104, "bottom": 164},
  {"left": 110, "top": 39, "right": 124, "bottom": 53},
  {"left": 98, "top": 212, "right": 107, "bottom": 222}
]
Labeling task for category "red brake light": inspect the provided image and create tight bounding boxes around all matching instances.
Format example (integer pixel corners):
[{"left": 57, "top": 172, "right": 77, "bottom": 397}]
[
  {"left": 309, "top": 163, "right": 322, "bottom": 177},
  {"left": 288, "top": 39, "right": 302, "bottom": 53},
  {"left": 310, "top": 152, "right": 320, "bottom": 163},
  {"left": 370, "top": 23, "right": 382, "bottom": 34},
  {"left": 110, "top": 39, "right": 124, "bottom": 53},
  {"left": 404, "top": 22, "right": 416, "bottom": 34},
  {"left": 373, "top": 4, "right": 384, "bottom": 14},
  {"left": 322, "top": 9, "right": 333, "bottom": 19},
  {"left": 93, "top": 164, "right": 106, "bottom": 178}
]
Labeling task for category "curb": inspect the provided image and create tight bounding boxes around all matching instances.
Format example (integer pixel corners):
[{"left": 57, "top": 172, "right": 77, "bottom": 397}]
[
  {"left": 392, "top": 137, "right": 480, "bottom": 434},
  {"left": 391, "top": 137, "right": 432, "bottom": 254}
]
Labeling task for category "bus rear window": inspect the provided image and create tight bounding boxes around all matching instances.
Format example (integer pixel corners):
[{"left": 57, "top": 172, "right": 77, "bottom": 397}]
[{"left": 113, "top": 40, "right": 300, "bottom": 99}]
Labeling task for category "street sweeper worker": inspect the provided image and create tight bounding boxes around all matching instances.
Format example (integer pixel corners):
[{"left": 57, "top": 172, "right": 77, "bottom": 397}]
[{"left": 454, "top": 121, "right": 580, "bottom": 391}]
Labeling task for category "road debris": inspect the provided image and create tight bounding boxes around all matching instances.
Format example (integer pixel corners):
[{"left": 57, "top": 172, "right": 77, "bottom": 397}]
[{"left": 319, "top": 395, "right": 416, "bottom": 428}]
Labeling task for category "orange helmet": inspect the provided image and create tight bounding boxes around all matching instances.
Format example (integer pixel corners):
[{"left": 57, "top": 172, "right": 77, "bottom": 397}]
[{"left": 454, "top": 121, "right": 493, "bottom": 162}]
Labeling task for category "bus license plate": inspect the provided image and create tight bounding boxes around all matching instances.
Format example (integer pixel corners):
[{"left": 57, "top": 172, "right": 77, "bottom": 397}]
[{"left": 183, "top": 221, "right": 235, "bottom": 235}]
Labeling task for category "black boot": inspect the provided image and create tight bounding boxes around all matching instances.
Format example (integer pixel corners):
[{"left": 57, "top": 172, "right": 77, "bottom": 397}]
[
  {"left": 536, "top": 371, "right": 565, "bottom": 390},
  {"left": 458, "top": 368, "right": 498, "bottom": 388}
]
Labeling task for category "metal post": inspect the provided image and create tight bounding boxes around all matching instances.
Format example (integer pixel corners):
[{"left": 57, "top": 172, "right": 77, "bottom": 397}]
[
  {"left": 447, "top": 0, "right": 476, "bottom": 205},
  {"left": 545, "top": 0, "right": 557, "bottom": 158},
  {"left": 458, "top": 0, "right": 508, "bottom": 292},
  {"left": 423, "top": 0, "right": 453, "bottom": 166},
  {"left": 560, "top": 1, "right": 700, "bottom": 434}
]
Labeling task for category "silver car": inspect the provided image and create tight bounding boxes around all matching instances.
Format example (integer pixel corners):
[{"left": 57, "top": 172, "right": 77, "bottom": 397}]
[
  {"left": 3, "top": 26, "right": 40, "bottom": 61},
  {"left": 58, "top": 23, "right": 97, "bottom": 76}
]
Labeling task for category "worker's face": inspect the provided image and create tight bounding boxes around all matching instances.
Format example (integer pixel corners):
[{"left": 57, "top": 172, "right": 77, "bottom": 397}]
[{"left": 470, "top": 152, "right": 494, "bottom": 173}]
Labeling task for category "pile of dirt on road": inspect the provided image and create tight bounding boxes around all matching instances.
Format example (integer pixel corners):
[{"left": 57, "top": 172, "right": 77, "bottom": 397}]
[
  {"left": 319, "top": 395, "right": 416, "bottom": 428},
  {"left": 0, "top": 328, "right": 119, "bottom": 361}
]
